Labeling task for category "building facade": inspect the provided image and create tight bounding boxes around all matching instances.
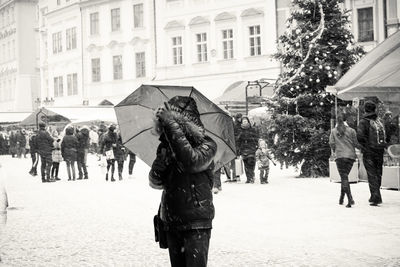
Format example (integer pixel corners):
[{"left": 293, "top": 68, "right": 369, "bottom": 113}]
[
  {"left": 154, "top": 0, "right": 281, "bottom": 101},
  {"left": 80, "top": 0, "right": 155, "bottom": 105},
  {"left": 344, "top": 0, "right": 400, "bottom": 51},
  {"left": 0, "top": 0, "right": 39, "bottom": 112}
]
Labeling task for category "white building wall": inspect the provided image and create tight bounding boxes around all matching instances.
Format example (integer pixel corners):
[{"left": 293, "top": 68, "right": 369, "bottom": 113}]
[
  {"left": 153, "top": 0, "right": 280, "bottom": 101},
  {"left": 45, "top": 1, "right": 82, "bottom": 106},
  {"left": 81, "top": 0, "right": 155, "bottom": 106}
]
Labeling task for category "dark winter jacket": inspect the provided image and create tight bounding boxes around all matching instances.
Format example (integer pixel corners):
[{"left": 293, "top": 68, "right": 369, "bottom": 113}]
[
  {"left": 100, "top": 130, "right": 118, "bottom": 155},
  {"left": 149, "top": 110, "right": 217, "bottom": 231},
  {"left": 237, "top": 125, "right": 259, "bottom": 159},
  {"left": 36, "top": 129, "right": 54, "bottom": 157},
  {"left": 233, "top": 120, "right": 242, "bottom": 155},
  {"left": 76, "top": 128, "right": 90, "bottom": 152},
  {"left": 357, "top": 112, "right": 390, "bottom": 157},
  {"left": 15, "top": 131, "right": 26, "bottom": 147},
  {"left": 29, "top": 134, "right": 38, "bottom": 153},
  {"left": 61, "top": 128, "right": 78, "bottom": 161},
  {"left": 114, "top": 134, "right": 126, "bottom": 161}
]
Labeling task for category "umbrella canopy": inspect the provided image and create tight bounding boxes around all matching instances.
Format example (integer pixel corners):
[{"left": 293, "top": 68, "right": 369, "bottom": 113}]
[
  {"left": 327, "top": 30, "right": 400, "bottom": 103},
  {"left": 115, "top": 85, "right": 236, "bottom": 170}
]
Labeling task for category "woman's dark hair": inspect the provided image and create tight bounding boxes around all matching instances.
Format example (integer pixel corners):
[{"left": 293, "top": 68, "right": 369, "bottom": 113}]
[
  {"left": 337, "top": 113, "right": 346, "bottom": 137},
  {"left": 241, "top": 116, "right": 251, "bottom": 125}
]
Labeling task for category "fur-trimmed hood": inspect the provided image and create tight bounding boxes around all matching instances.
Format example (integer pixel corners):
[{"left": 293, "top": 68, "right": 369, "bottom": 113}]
[{"left": 153, "top": 110, "right": 205, "bottom": 146}]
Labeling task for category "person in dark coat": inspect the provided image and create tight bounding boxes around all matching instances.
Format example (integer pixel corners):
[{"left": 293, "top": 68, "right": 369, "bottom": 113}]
[
  {"left": 36, "top": 123, "right": 54, "bottom": 183},
  {"left": 29, "top": 130, "right": 39, "bottom": 176},
  {"left": 237, "top": 116, "right": 259, "bottom": 183},
  {"left": 9, "top": 130, "right": 17, "bottom": 157},
  {"left": 114, "top": 132, "right": 126, "bottom": 181},
  {"left": 149, "top": 96, "right": 217, "bottom": 267},
  {"left": 76, "top": 127, "right": 90, "bottom": 180},
  {"left": 15, "top": 129, "right": 27, "bottom": 158},
  {"left": 128, "top": 150, "right": 136, "bottom": 178},
  {"left": 0, "top": 132, "right": 5, "bottom": 155},
  {"left": 100, "top": 125, "right": 118, "bottom": 182},
  {"left": 228, "top": 113, "right": 243, "bottom": 182},
  {"left": 61, "top": 127, "right": 79, "bottom": 181},
  {"left": 357, "top": 101, "right": 391, "bottom": 206}
]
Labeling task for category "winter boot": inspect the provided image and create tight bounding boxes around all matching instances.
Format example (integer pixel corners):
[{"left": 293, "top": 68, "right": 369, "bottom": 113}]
[
  {"left": 111, "top": 175, "right": 115, "bottom": 182},
  {"left": 339, "top": 190, "right": 345, "bottom": 205},
  {"left": 105, "top": 173, "right": 108, "bottom": 181},
  {"left": 119, "top": 172, "right": 123, "bottom": 181}
]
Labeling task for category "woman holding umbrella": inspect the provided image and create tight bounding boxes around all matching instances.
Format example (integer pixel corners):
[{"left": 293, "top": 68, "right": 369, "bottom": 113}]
[{"left": 149, "top": 96, "right": 217, "bottom": 267}]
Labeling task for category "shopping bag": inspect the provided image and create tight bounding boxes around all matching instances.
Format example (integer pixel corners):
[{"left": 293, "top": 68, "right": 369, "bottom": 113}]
[
  {"left": 105, "top": 149, "right": 114, "bottom": 160},
  {"left": 235, "top": 157, "right": 244, "bottom": 176},
  {"left": 358, "top": 153, "right": 368, "bottom": 181}
]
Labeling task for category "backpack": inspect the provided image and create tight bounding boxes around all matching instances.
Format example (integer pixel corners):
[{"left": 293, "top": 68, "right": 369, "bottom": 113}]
[{"left": 368, "top": 118, "right": 387, "bottom": 149}]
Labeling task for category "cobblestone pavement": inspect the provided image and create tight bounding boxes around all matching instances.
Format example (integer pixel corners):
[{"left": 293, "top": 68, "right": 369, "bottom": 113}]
[{"left": 0, "top": 155, "right": 400, "bottom": 266}]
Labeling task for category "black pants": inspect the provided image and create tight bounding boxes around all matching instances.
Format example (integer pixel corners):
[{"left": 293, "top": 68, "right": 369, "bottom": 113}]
[
  {"left": 166, "top": 229, "right": 211, "bottom": 267},
  {"left": 40, "top": 155, "right": 52, "bottom": 181},
  {"left": 128, "top": 152, "right": 136, "bottom": 175},
  {"left": 213, "top": 169, "right": 222, "bottom": 189},
  {"left": 243, "top": 156, "right": 256, "bottom": 183},
  {"left": 51, "top": 162, "right": 60, "bottom": 178},
  {"left": 107, "top": 159, "right": 116, "bottom": 177},
  {"left": 363, "top": 152, "right": 384, "bottom": 203},
  {"left": 117, "top": 160, "right": 124, "bottom": 178},
  {"left": 77, "top": 151, "right": 88, "bottom": 178},
  {"left": 336, "top": 158, "right": 355, "bottom": 200}
]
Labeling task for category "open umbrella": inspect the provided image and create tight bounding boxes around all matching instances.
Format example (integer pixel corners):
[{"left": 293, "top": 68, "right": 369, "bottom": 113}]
[{"left": 115, "top": 85, "right": 236, "bottom": 170}]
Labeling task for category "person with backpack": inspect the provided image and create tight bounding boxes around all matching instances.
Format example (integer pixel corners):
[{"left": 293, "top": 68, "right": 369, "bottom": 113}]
[
  {"left": 357, "top": 101, "right": 391, "bottom": 206},
  {"left": 330, "top": 113, "right": 360, "bottom": 208}
]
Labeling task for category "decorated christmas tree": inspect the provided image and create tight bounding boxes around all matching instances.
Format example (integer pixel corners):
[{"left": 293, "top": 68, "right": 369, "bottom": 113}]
[{"left": 263, "top": 0, "right": 365, "bottom": 177}]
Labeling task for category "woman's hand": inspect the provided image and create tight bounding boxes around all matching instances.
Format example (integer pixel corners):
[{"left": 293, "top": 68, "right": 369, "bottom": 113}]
[{"left": 156, "top": 103, "right": 173, "bottom": 124}]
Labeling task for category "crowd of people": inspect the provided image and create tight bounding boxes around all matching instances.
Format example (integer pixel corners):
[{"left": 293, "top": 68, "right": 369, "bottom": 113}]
[{"left": 0, "top": 122, "right": 136, "bottom": 183}]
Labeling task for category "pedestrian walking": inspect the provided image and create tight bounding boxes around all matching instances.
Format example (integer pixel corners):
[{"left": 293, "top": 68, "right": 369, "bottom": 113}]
[
  {"left": 128, "top": 150, "right": 136, "bottom": 178},
  {"left": 76, "top": 127, "right": 90, "bottom": 180},
  {"left": 100, "top": 125, "right": 118, "bottom": 182},
  {"left": 255, "top": 139, "right": 275, "bottom": 184},
  {"left": 149, "top": 96, "right": 217, "bottom": 267},
  {"left": 228, "top": 113, "right": 243, "bottom": 182},
  {"left": 15, "top": 129, "right": 27, "bottom": 159},
  {"left": 357, "top": 101, "right": 391, "bottom": 206},
  {"left": 51, "top": 135, "right": 63, "bottom": 181},
  {"left": 35, "top": 123, "right": 54, "bottom": 183},
  {"left": 61, "top": 127, "right": 78, "bottom": 181},
  {"left": 330, "top": 113, "right": 360, "bottom": 208},
  {"left": 28, "top": 130, "right": 39, "bottom": 176},
  {"left": 114, "top": 132, "right": 126, "bottom": 181},
  {"left": 237, "top": 116, "right": 259, "bottom": 183}
]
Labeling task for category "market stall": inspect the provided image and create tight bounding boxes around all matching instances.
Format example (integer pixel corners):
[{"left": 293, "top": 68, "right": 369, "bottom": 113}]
[{"left": 327, "top": 30, "right": 400, "bottom": 189}]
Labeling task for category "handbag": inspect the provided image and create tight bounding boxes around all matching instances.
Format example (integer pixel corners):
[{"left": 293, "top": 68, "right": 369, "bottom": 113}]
[
  {"left": 105, "top": 149, "right": 114, "bottom": 160},
  {"left": 153, "top": 207, "right": 168, "bottom": 249}
]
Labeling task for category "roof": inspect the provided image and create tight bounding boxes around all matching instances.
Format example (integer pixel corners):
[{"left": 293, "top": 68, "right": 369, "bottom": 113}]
[
  {"left": 0, "top": 112, "right": 32, "bottom": 124},
  {"left": 214, "top": 80, "right": 275, "bottom": 104},
  {"left": 327, "top": 30, "right": 400, "bottom": 103}
]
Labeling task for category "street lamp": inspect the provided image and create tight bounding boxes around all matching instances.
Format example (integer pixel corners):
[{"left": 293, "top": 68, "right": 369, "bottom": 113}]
[
  {"left": 245, "top": 81, "right": 262, "bottom": 115},
  {"left": 43, "top": 97, "right": 54, "bottom": 106}
]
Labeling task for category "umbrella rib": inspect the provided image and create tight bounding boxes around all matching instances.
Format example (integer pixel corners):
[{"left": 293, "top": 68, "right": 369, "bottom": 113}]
[
  {"left": 154, "top": 85, "right": 170, "bottom": 100},
  {"left": 200, "top": 111, "right": 231, "bottom": 117},
  {"left": 205, "top": 128, "right": 237, "bottom": 157},
  {"left": 122, "top": 127, "right": 153, "bottom": 146}
]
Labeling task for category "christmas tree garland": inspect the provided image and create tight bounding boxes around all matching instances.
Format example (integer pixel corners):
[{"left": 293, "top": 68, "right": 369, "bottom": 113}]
[{"left": 275, "top": 1, "right": 325, "bottom": 95}]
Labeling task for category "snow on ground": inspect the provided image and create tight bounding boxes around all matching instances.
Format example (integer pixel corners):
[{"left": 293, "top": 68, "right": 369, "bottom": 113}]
[{"left": 0, "top": 154, "right": 400, "bottom": 266}]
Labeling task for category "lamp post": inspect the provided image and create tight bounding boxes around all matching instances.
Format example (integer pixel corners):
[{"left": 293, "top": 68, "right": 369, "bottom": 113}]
[
  {"left": 43, "top": 97, "right": 54, "bottom": 106},
  {"left": 245, "top": 81, "right": 262, "bottom": 115}
]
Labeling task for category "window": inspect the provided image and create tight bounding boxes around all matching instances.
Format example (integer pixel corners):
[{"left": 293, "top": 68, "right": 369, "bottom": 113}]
[
  {"left": 67, "top": 73, "right": 78, "bottom": 96},
  {"left": 222, "top": 29, "right": 234, "bottom": 59},
  {"left": 113, "top": 55, "right": 122, "bottom": 80},
  {"left": 249, "top": 25, "right": 261, "bottom": 56},
  {"left": 133, "top": 4, "right": 144, "bottom": 28},
  {"left": 172, "top": 37, "right": 183, "bottom": 65},
  {"left": 12, "top": 40, "right": 15, "bottom": 59},
  {"left": 358, "top": 7, "right": 374, "bottom": 42},
  {"left": 66, "top": 27, "right": 77, "bottom": 50},
  {"left": 196, "top": 33, "right": 207, "bottom": 62},
  {"left": 57, "top": 0, "right": 61, "bottom": 6},
  {"left": 54, "top": 76, "right": 63, "bottom": 97},
  {"left": 52, "top": 32, "right": 62, "bottom": 54},
  {"left": 91, "top": 58, "right": 101, "bottom": 82},
  {"left": 90, "top": 12, "right": 99, "bottom": 35},
  {"left": 135, "top": 52, "right": 146, "bottom": 78},
  {"left": 111, "top": 8, "right": 120, "bottom": 32}
]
